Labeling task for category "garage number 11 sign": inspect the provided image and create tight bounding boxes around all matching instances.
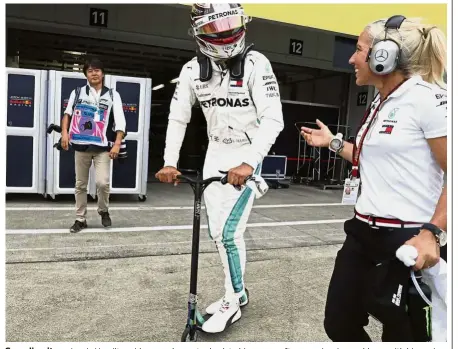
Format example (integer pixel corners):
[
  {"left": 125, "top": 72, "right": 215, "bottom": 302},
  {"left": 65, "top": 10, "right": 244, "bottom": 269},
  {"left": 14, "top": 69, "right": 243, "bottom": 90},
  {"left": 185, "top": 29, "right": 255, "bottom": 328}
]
[{"left": 90, "top": 8, "right": 108, "bottom": 27}]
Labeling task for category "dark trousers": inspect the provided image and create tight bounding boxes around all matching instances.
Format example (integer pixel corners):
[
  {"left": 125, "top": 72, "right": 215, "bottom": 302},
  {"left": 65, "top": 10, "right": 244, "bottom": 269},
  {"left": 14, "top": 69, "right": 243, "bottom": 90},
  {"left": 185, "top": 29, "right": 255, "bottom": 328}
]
[{"left": 324, "top": 217, "right": 447, "bottom": 342}]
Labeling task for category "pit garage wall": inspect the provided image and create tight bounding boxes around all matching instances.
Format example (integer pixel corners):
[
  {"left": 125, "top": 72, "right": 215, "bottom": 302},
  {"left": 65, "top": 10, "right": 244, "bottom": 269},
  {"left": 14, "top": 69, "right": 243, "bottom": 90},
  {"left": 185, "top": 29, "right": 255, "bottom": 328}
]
[
  {"left": 6, "top": 3, "right": 367, "bottom": 131},
  {"left": 7, "top": 4, "right": 355, "bottom": 71}
]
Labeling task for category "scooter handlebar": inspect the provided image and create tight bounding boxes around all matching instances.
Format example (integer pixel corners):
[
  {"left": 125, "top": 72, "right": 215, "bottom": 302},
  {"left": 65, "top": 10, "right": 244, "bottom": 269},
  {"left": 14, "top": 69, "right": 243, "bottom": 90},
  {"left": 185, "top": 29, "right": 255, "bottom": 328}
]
[{"left": 176, "top": 175, "right": 224, "bottom": 186}]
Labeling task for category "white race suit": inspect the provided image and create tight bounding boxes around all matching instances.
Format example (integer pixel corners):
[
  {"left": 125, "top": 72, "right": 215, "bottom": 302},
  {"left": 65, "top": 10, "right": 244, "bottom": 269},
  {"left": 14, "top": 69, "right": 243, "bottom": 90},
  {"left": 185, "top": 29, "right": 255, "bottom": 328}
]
[{"left": 163, "top": 50, "right": 284, "bottom": 300}]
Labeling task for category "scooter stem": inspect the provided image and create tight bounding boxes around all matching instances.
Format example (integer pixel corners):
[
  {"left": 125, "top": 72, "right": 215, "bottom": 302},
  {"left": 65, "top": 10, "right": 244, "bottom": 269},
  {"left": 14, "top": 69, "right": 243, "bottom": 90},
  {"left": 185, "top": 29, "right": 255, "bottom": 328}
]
[{"left": 187, "top": 181, "right": 203, "bottom": 329}]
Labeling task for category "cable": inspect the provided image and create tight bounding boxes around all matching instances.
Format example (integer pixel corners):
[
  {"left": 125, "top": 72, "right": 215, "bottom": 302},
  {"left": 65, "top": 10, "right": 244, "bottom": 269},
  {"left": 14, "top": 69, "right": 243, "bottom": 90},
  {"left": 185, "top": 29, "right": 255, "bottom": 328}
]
[{"left": 410, "top": 270, "right": 432, "bottom": 306}]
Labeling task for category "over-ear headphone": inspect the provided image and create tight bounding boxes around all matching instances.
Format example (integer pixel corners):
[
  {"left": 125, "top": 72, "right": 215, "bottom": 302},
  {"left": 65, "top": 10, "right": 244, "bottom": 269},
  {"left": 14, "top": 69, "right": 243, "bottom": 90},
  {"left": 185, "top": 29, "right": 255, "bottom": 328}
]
[{"left": 366, "top": 15, "right": 406, "bottom": 75}]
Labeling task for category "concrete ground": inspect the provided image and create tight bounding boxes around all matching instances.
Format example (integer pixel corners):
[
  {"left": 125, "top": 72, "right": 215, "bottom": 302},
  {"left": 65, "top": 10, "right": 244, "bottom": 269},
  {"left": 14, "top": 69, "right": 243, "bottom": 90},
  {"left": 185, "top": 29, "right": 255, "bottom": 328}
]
[{"left": 5, "top": 182, "right": 382, "bottom": 342}]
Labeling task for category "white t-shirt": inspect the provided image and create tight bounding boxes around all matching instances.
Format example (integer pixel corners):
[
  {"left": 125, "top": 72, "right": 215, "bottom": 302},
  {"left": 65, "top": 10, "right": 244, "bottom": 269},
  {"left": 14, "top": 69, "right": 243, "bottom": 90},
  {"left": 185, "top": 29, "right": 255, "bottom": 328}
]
[{"left": 355, "top": 75, "right": 447, "bottom": 222}]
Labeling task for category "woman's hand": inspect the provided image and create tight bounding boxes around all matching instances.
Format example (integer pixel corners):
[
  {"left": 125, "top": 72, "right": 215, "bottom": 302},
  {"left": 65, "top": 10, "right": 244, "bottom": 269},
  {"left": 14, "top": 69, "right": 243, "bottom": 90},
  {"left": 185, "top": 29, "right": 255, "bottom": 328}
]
[
  {"left": 301, "top": 119, "right": 334, "bottom": 148},
  {"left": 404, "top": 229, "right": 440, "bottom": 271}
]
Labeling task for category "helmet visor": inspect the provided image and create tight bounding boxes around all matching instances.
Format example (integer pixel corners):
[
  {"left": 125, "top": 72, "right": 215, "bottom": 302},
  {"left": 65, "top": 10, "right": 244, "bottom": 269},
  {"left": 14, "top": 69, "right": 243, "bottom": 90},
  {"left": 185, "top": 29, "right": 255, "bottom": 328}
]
[
  {"left": 195, "top": 16, "right": 244, "bottom": 36},
  {"left": 198, "top": 27, "right": 244, "bottom": 45}
]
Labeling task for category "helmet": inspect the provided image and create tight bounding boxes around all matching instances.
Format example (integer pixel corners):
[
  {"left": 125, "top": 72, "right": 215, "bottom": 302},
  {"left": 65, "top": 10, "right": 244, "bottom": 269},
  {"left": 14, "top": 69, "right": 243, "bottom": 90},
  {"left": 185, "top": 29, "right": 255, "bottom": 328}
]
[{"left": 190, "top": 3, "right": 251, "bottom": 60}]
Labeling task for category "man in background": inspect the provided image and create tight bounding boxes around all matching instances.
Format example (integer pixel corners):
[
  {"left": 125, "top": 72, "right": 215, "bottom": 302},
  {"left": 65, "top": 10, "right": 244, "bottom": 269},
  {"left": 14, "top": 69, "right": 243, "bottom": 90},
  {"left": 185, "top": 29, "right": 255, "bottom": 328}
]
[{"left": 61, "top": 58, "right": 126, "bottom": 233}]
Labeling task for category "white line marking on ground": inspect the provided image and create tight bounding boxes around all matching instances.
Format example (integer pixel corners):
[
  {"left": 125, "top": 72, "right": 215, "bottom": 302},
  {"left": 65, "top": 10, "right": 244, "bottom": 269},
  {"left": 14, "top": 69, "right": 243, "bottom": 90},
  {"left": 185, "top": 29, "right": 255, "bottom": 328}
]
[
  {"left": 7, "top": 232, "right": 343, "bottom": 252},
  {"left": 5, "top": 219, "right": 346, "bottom": 235},
  {"left": 6, "top": 203, "right": 347, "bottom": 211}
]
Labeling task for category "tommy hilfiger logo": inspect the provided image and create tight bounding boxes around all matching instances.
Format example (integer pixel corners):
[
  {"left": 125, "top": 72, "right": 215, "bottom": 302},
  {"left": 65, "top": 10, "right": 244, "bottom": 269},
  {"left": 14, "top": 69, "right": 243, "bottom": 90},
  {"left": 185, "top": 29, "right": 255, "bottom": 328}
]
[
  {"left": 380, "top": 124, "right": 395, "bottom": 134},
  {"left": 230, "top": 79, "right": 243, "bottom": 88}
]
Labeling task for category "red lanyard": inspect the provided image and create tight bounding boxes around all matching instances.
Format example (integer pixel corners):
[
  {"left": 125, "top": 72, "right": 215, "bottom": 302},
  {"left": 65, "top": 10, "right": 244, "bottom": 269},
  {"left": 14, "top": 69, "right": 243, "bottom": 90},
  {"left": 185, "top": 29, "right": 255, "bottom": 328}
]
[
  {"left": 350, "top": 79, "right": 408, "bottom": 179},
  {"left": 351, "top": 101, "right": 381, "bottom": 178}
]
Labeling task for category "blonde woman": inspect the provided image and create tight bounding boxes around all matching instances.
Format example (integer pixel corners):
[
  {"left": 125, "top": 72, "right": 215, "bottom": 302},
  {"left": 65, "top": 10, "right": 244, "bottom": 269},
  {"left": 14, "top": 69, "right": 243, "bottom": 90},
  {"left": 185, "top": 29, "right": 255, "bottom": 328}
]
[{"left": 302, "top": 16, "right": 447, "bottom": 341}]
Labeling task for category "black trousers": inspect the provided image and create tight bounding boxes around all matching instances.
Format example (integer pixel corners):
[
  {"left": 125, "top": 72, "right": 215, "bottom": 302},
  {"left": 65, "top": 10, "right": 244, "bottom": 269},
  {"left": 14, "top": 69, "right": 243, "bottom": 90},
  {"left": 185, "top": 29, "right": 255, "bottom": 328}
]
[{"left": 324, "top": 217, "right": 447, "bottom": 342}]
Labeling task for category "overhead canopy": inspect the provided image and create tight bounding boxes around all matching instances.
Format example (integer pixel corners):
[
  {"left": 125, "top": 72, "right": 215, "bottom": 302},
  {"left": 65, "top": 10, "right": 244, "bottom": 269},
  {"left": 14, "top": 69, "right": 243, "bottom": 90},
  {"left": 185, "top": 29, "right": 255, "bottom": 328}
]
[
  {"left": 248, "top": 4, "right": 447, "bottom": 37},
  {"left": 182, "top": 3, "right": 447, "bottom": 37}
]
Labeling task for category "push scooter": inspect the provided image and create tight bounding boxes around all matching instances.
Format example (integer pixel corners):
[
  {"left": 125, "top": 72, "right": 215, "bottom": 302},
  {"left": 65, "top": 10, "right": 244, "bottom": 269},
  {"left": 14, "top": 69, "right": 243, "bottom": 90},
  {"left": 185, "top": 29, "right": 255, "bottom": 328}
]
[{"left": 177, "top": 173, "right": 250, "bottom": 342}]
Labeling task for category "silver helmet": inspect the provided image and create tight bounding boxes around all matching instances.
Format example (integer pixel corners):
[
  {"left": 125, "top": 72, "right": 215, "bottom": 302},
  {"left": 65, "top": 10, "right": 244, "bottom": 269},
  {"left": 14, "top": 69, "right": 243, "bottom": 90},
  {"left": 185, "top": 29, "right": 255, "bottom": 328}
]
[{"left": 190, "top": 3, "right": 252, "bottom": 60}]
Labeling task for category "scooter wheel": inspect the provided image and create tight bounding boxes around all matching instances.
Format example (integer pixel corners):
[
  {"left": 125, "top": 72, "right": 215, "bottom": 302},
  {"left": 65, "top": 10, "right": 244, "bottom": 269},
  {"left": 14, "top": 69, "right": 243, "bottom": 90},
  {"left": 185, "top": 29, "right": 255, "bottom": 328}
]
[{"left": 181, "top": 327, "right": 198, "bottom": 342}]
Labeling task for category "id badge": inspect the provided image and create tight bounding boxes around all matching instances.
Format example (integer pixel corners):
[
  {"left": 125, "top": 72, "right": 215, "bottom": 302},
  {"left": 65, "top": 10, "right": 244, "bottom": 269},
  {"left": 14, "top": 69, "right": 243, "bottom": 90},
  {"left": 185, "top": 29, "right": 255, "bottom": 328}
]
[{"left": 341, "top": 178, "right": 360, "bottom": 205}]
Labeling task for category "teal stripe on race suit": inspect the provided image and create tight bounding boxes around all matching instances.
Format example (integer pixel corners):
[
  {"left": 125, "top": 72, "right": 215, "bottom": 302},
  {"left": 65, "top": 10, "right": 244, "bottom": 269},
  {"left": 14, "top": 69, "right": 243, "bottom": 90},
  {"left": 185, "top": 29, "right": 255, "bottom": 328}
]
[{"left": 222, "top": 165, "right": 261, "bottom": 293}]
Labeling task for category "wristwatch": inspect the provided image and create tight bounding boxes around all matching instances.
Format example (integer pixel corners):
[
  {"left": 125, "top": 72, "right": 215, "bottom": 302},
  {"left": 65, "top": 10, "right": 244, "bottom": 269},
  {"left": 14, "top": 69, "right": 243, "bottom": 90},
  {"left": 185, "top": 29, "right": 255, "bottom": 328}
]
[
  {"left": 421, "top": 223, "right": 447, "bottom": 247},
  {"left": 329, "top": 133, "right": 344, "bottom": 154}
]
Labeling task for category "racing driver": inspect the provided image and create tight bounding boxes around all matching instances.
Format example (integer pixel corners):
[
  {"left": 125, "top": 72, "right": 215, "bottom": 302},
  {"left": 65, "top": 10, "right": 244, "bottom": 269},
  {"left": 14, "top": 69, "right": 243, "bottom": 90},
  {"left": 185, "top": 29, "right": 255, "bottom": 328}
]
[{"left": 156, "top": 3, "right": 284, "bottom": 333}]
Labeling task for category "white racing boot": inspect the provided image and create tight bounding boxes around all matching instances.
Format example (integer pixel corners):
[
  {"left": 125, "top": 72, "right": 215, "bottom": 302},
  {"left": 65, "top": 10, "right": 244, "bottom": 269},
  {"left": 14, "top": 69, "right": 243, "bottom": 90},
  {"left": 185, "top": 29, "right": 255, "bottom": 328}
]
[
  {"left": 205, "top": 288, "right": 249, "bottom": 315},
  {"left": 201, "top": 297, "right": 241, "bottom": 333}
]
